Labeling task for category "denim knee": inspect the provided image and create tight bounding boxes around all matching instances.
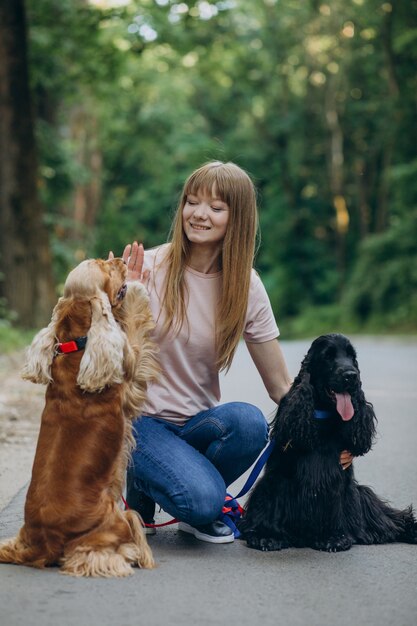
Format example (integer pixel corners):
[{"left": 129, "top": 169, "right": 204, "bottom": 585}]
[
  {"left": 220, "top": 402, "right": 268, "bottom": 452},
  {"left": 199, "top": 402, "right": 268, "bottom": 486},
  {"left": 146, "top": 472, "right": 226, "bottom": 527},
  {"left": 181, "top": 484, "right": 225, "bottom": 527}
]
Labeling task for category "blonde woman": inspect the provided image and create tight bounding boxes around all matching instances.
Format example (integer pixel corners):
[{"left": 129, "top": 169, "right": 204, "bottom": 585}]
[{"left": 116, "top": 161, "right": 292, "bottom": 544}]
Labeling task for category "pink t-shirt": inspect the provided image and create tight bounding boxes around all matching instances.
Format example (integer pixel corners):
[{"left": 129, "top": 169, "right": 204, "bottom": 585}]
[{"left": 141, "top": 245, "right": 279, "bottom": 425}]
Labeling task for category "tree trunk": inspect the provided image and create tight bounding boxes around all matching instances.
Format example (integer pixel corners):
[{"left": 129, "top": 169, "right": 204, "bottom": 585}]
[
  {"left": 325, "top": 78, "right": 348, "bottom": 289},
  {"left": 70, "top": 105, "right": 102, "bottom": 238},
  {"left": 376, "top": 6, "right": 400, "bottom": 233},
  {"left": 0, "top": 0, "right": 55, "bottom": 328}
]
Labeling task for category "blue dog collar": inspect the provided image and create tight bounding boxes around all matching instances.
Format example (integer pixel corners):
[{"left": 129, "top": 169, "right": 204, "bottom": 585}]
[{"left": 314, "top": 409, "right": 332, "bottom": 419}]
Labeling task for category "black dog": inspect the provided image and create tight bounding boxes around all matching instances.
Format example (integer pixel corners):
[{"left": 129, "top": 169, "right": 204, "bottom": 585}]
[{"left": 239, "top": 333, "right": 417, "bottom": 552}]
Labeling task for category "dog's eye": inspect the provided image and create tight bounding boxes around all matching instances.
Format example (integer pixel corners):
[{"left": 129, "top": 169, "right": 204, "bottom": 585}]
[
  {"left": 346, "top": 347, "right": 356, "bottom": 359},
  {"left": 323, "top": 346, "right": 336, "bottom": 359}
]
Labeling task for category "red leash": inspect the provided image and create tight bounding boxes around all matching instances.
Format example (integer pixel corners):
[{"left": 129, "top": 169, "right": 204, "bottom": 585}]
[
  {"left": 143, "top": 519, "right": 179, "bottom": 528},
  {"left": 122, "top": 495, "right": 179, "bottom": 528},
  {"left": 121, "top": 440, "right": 276, "bottom": 534}
]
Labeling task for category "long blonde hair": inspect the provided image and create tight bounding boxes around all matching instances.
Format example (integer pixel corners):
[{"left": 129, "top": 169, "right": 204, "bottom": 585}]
[{"left": 161, "top": 161, "right": 259, "bottom": 371}]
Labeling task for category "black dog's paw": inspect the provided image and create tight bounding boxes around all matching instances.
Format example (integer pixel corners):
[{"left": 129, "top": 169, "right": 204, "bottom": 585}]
[
  {"left": 314, "top": 535, "right": 353, "bottom": 553},
  {"left": 246, "top": 535, "right": 289, "bottom": 552}
]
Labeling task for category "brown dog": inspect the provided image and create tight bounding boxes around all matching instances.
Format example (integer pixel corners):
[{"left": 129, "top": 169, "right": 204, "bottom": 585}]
[{"left": 0, "top": 258, "right": 158, "bottom": 577}]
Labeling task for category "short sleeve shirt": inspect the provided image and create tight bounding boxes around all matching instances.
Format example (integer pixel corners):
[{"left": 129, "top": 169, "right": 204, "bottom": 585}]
[{"left": 141, "top": 245, "right": 279, "bottom": 424}]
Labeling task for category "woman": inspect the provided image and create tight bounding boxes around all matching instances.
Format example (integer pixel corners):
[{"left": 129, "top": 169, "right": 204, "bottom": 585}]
[{"left": 119, "top": 161, "right": 351, "bottom": 544}]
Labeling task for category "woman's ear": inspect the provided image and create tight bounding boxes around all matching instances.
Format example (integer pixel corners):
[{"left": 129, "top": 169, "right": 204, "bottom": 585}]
[
  {"left": 21, "top": 298, "right": 65, "bottom": 384},
  {"left": 77, "top": 292, "right": 127, "bottom": 392}
]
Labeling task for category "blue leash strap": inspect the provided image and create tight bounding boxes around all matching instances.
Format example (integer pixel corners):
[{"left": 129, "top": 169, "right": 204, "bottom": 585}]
[
  {"left": 234, "top": 439, "right": 276, "bottom": 499},
  {"left": 220, "top": 439, "right": 276, "bottom": 538}
]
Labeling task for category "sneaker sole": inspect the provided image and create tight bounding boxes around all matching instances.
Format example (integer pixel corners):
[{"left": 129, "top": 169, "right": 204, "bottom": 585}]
[
  {"left": 178, "top": 522, "right": 234, "bottom": 544},
  {"left": 144, "top": 526, "right": 156, "bottom": 535}
]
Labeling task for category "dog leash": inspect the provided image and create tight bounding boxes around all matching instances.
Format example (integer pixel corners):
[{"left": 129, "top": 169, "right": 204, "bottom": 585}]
[
  {"left": 231, "top": 438, "right": 276, "bottom": 501},
  {"left": 123, "top": 439, "right": 276, "bottom": 534},
  {"left": 219, "top": 439, "right": 276, "bottom": 537}
]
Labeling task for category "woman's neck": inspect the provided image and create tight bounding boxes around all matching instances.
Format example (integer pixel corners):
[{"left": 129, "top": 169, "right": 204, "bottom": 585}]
[{"left": 187, "top": 244, "right": 222, "bottom": 274}]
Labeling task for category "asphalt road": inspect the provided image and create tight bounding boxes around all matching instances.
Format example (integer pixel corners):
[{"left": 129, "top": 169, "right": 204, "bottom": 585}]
[{"left": 1, "top": 336, "right": 416, "bottom": 626}]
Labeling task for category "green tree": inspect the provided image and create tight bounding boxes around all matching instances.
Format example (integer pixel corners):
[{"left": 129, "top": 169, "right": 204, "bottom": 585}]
[
  {"left": 20, "top": 0, "right": 417, "bottom": 332},
  {"left": 0, "top": 0, "right": 55, "bottom": 327}
]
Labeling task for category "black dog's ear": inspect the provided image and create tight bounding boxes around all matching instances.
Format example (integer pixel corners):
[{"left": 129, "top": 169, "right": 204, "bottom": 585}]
[
  {"left": 348, "top": 390, "right": 377, "bottom": 456},
  {"left": 291, "top": 359, "right": 310, "bottom": 388},
  {"left": 271, "top": 375, "right": 318, "bottom": 451},
  {"left": 344, "top": 340, "right": 376, "bottom": 455}
]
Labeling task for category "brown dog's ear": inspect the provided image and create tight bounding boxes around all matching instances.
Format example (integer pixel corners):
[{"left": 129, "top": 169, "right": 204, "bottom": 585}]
[
  {"left": 21, "top": 298, "right": 65, "bottom": 384},
  {"left": 117, "top": 281, "right": 160, "bottom": 419},
  {"left": 77, "top": 292, "right": 126, "bottom": 393}
]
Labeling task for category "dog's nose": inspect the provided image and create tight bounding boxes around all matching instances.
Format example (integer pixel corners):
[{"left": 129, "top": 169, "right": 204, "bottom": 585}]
[{"left": 343, "top": 370, "right": 358, "bottom": 383}]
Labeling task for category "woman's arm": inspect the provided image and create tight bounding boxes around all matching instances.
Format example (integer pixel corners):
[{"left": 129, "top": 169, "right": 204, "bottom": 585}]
[{"left": 246, "top": 338, "right": 292, "bottom": 405}]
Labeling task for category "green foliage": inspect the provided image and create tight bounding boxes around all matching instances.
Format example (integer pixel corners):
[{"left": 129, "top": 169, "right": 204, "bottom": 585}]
[
  {"left": 343, "top": 209, "right": 417, "bottom": 330},
  {"left": 282, "top": 304, "right": 348, "bottom": 339},
  {"left": 22, "top": 0, "right": 417, "bottom": 334},
  {"left": 0, "top": 322, "right": 35, "bottom": 353}
]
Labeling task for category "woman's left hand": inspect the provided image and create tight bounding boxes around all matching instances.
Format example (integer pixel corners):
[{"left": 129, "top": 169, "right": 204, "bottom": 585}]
[
  {"left": 340, "top": 450, "right": 354, "bottom": 470},
  {"left": 108, "top": 241, "right": 149, "bottom": 283}
]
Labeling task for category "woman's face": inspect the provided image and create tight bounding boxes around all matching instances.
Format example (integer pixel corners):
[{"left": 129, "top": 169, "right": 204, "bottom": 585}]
[{"left": 182, "top": 188, "right": 229, "bottom": 248}]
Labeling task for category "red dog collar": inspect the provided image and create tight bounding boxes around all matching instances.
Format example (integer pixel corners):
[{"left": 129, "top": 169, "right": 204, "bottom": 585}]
[{"left": 55, "top": 336, "right": 88, "bottom": 355}]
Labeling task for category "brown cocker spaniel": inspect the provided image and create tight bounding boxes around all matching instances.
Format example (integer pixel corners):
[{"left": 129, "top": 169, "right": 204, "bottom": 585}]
[{"left": 0, "top": 258, "right": 159, "bottom": 577}]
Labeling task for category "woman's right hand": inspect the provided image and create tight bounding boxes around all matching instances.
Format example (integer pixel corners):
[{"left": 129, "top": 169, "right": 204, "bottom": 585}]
[{"left": 109, "top": 241, "right": 149, "bottom": 284}]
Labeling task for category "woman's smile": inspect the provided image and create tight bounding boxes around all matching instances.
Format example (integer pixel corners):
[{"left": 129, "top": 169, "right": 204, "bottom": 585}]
[
  {"left": 190, "top": 223, "right": 211, "bottom": 230},
  {"left": 182, "top": 190, "right": 229, "bottom": 247}
]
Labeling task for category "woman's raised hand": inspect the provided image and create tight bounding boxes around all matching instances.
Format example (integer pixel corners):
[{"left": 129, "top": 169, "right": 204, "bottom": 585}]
[{"left": 108, "top": 241, "right": 149, "bottom": 283}]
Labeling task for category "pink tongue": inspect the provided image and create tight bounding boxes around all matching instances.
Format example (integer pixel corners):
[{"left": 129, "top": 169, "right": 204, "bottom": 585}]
[{"left": 335, "top": 392, "right": 354, "bottom": 421}]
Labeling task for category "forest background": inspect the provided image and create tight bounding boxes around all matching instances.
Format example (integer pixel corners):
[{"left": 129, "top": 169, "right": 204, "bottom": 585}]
[{"left": 0, "top": 0, "right": 416, "bottom": 349}]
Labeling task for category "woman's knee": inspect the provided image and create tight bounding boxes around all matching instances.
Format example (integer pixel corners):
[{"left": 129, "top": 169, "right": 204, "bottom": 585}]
[
  {"left": 182, "top": 483, "right": 225, "bottom": 526},
  {"left": 129, "top": 427, "right": 227, "bottom": 526},
  {"left": 147, "top": 473, "right": 226, "bottom": 527},
  {"left": 218, "top": 402, "right": 268, "bottom": 450}
]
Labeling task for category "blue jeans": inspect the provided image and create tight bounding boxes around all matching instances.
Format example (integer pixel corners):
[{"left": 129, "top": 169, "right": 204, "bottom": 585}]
[{"left": 128, "top": 402, "right": 268, "bottom": 527}]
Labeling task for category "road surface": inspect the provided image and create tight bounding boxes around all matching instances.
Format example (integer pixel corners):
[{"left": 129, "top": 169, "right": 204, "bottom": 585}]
[{"left": 0, "top": 337, "right": 416, "bottom": 626}]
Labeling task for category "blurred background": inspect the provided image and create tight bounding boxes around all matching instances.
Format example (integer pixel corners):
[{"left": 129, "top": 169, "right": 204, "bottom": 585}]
[{"left": 1, "top": 0, "right": 416, "bottom": 347}]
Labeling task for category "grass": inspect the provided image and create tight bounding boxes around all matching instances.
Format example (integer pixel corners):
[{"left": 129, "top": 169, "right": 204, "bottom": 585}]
[
  {"left": 281, "top": 305, "right": 417, "bottom": 340},
  {"left": 0, "top": 323, "right": 35, "bottom": 354}
]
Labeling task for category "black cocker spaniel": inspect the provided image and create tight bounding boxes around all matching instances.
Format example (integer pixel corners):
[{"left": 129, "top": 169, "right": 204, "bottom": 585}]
[{"left": 239, "top": 333, "right": 417, "bottom": 552}]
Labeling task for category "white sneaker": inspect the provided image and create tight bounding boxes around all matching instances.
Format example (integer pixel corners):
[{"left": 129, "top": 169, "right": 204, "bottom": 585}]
[{"left": 178, "top": 521, "right": 234, "bottom": 544}]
